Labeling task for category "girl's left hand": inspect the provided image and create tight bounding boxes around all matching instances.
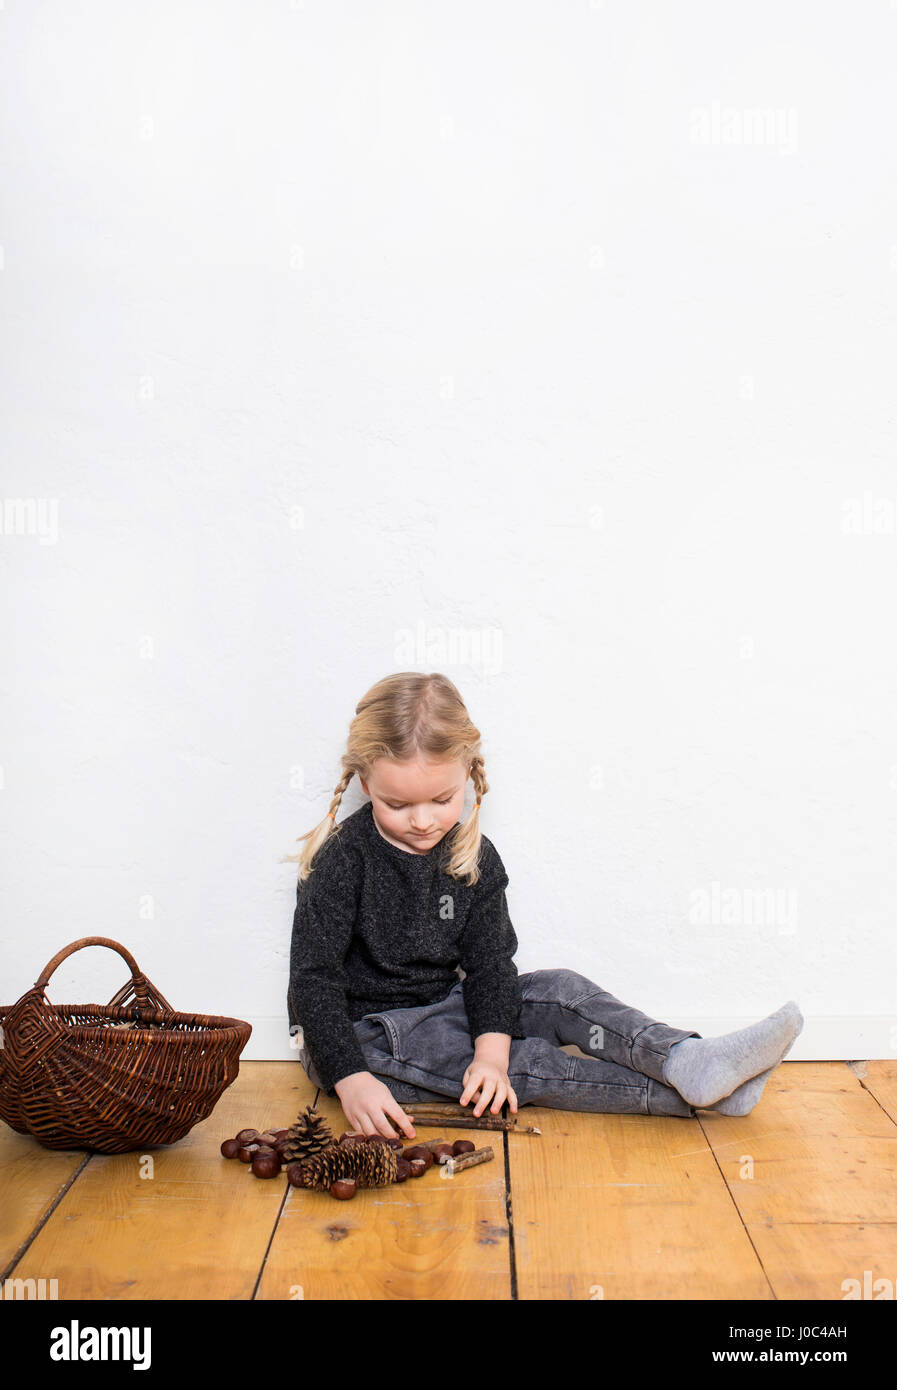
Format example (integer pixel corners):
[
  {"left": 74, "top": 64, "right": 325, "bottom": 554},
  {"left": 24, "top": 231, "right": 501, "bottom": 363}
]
[{"left": 460, "top": 1060, "right": 518, "bottom": 1116}]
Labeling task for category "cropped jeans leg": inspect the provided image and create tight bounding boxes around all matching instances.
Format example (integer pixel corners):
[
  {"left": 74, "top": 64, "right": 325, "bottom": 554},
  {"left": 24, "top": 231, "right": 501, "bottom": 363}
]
[
  {"left": 302, "top": 968, "right": 705, "bottom": 1119},
  {"left": 507, "top": 968, "right": 703, "bottom": 1117}
]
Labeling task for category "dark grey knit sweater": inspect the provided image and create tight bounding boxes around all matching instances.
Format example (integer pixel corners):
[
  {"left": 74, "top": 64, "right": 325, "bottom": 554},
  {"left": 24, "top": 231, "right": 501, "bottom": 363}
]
[{"left": 286, "top": 799, "right": 526, "bottom": 1094}]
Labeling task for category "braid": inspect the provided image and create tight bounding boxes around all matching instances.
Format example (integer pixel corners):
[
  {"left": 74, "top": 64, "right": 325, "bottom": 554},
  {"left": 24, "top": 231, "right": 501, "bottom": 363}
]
[
  {"left": 438, "top": 751, "right": 489, "bottom": 884},
  {"left": 468, "top": 755, "right": 488, "bottom": 811},
  {"left": 282, "top": 765, "right": 356, "bottom": 881},
  {"left": 326, "top": 765, "right": 355, "bottom": 823}
]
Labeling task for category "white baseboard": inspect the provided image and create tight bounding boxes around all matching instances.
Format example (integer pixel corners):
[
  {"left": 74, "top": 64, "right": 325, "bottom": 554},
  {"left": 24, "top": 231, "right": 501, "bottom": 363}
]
[{"left": 239, "top": 1016, "right": 897, "bottom": 1063}]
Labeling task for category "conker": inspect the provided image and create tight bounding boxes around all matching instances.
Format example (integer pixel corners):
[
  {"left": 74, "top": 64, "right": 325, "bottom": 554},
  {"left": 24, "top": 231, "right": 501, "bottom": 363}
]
[
  {"left": 220, "top": 1138, "right": 241, "bottom": 1159},
  {"left": 273, "top": 1129, "right": 289, "bottom": 1141},
  {"left": 403, "top": 1146, "right": 433, "bottom": 1169},
  {"left": 238, "top": 1144, "right": 260, "bottom": 1163},
  {"left": 452, "top": 1140, "right": 476, "bottom": 1156},
  {"left": 252, "top": 1154, "right": 280, "bottom": 1179},
  {"left": 286, "top": 1163, "right": 304, "bottom": 1187},
  {"left": 408, "top": 1157, "right": 427, "bottom": 1178},
  {"left": 384, "top": 1136, "right": 405, "bottom": 1151},
  {"left": 256, "top": 1132, "right": 279, "bottom": 1147},
  {"left": 431, "top": 1144, "right": 455, "bottom": 1164},
  {"left": 330, "top": 1179, "right": 357, "bottom": 1200},
  {"left": 394, "top": 1158, "right": 412, "bottom": 1183},
  {"left": 236, "top": 1128, "right": 259, "bottom": 1145}
]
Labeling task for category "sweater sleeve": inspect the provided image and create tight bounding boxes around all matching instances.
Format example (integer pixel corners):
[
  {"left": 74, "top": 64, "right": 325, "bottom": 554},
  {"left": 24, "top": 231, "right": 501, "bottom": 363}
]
[
  {"left": 458, "top": 842, "right": 525, "bottom": 1044},
  {"left": 286, "top": 835, "right": 370, "bottom": 1092}
]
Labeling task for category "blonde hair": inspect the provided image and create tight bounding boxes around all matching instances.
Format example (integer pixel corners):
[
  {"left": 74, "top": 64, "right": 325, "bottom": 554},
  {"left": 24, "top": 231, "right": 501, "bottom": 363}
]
[{"left": 283, "top": 671, "right": 490, "bottom": 887}]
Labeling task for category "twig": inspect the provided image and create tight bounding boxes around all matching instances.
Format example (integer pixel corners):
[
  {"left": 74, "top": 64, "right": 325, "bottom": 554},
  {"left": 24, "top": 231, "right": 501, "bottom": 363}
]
[
  {"left": 399, "top": 1102, "right": 505, "bottom": 1115},
  {"left": 444, "top": 1146, "right": 494, "bottom": 1175},
  {"left": 404, "top": 1113, "right": 540, "bottom": 1134}
]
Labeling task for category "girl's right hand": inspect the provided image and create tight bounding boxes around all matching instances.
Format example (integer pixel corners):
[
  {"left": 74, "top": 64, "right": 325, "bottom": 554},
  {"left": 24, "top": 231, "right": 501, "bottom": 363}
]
[{"left": 333, "top": 1071, "right": 417, "bottom": 1140}]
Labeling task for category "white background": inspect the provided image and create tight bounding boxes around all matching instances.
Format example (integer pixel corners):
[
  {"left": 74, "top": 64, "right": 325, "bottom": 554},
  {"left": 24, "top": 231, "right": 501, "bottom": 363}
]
[{"left": 2, "top": 2, "right": 895, "bottom": 1059}]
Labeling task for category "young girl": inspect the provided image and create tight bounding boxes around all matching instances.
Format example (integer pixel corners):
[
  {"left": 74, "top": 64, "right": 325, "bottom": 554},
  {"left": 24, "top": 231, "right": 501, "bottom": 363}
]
[{"left": 285, "top": 672, "right": 803, "bottom": 1141}]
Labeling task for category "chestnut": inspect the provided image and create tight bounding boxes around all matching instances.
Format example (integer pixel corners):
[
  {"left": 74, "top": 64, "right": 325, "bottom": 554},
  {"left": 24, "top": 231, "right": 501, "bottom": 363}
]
[
  {"left": 403, "top": 1146, "right": 433, "bottom": 1169},
  {"left": 238, "top": 1144, "right": 260, "bottom": 1163},
  {"left": 394, "top": 1158, "right": 412, "bottom": 1183},
  {"left": 330, "top": 1178, "right": 357, "bottom": 1200},
  {"left": 431, "top": 1143, "right": 455, "bottom": 1164},
  {"left": 236, "top": 1128, "right": 259, "bottom": 1145},
  {"left": 408, "top": 1158, "right": 427, "bottom": 1178},
  {"left": 256, "top": 1131, "right": 279, "bottom": 1147},
  {"left": 220, "top": 1138, "right": 241, "bottom": 1159},
  {"left": 452, "top": 1139, "right": 476, "bottom": 1156},
  {"left": 252, "top": 1154, "right": 280, "bottom": 1179}
]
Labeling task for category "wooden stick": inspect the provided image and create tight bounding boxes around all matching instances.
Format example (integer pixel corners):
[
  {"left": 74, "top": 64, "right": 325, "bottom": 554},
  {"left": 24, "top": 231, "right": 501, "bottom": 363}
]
[
  {"left": 400, "top": 1104, "right": 518, "bottom": 1124},
  {"left": 399, "top": 1102, "right": 533, "bottom": 1125},
  {"left": 398, "top": 1102, "right": 507, "bottom": 1115},
  {"left": 443, "top": 1146, "right": 494, "bottom": 1175},
  {"left": 404, "top": 1113, "right": 541, "bottom": 1134}
]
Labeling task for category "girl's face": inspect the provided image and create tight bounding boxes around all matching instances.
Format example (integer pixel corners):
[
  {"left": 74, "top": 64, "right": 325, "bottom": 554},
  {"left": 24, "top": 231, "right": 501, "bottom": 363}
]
[{"left": 360, "top": 755, "right": 470, "bottom": 855}]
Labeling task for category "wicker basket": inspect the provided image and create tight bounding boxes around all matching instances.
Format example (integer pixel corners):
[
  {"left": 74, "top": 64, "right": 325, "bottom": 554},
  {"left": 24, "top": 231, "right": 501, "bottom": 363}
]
[{"left": 0, "top": 936, "right": 252, "bottom": 1153}]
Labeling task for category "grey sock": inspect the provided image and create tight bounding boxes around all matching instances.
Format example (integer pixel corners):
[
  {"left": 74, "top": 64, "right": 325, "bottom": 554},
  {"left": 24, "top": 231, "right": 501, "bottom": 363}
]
[
  {"left": 662, "top": 1001, "right": 803, "bottom": 1108},
  {"left": 703, "top": 1029, "right": 801, "bottom": 1115}
]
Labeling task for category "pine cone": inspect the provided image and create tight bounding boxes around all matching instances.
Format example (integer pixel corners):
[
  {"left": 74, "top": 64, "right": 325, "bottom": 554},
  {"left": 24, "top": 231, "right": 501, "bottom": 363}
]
[
  {"left": 288, "top": 1140, "right": 398, "bottom": 1191},
  {"left": 282, "top": 1106, "right": 334, "bottom": 1163}
]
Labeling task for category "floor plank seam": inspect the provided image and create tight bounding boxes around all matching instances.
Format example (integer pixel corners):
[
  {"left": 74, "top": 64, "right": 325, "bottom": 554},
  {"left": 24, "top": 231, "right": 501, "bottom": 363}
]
[
  {"left": 850, "top": 1063, "right": 897, "bottom": 1128},
  {"left": 696, "top": 1113, "right": 777, "bottom": 1301},
  {"left": 248, "top": 1081, "right": 323, "bottom": 1303},
  {"left": 502, "top": 1106, "right": 517, "bottom": 1301},
  {"left": 251, "top": 1180, "right": 292, "bottom": 1301},
  {"left": 0, "top": 1152, "right": 92, "bottom": 1284}
]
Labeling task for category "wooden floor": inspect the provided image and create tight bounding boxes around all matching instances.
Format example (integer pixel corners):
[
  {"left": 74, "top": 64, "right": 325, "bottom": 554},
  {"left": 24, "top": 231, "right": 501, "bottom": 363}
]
[{"left": 2, "top": 1059, "right": 895, "bottom": 1300}]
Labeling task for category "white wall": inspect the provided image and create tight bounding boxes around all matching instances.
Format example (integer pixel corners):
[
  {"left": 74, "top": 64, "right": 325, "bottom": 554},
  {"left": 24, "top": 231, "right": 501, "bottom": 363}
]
[{"left": 2, "top": 2, "right": 895, "bottom": 1061}]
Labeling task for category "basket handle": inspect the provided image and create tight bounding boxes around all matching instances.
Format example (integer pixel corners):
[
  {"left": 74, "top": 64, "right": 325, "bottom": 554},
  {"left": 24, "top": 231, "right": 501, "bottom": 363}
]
[{"left": 33, "top": 936, "right": 172, "bottom": 1013}]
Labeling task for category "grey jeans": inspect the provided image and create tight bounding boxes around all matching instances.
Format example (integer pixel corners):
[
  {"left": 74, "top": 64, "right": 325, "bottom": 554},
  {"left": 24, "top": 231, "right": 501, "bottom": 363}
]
[{"left": 299, "top": 968, "right": 702, "bottom": 1118}]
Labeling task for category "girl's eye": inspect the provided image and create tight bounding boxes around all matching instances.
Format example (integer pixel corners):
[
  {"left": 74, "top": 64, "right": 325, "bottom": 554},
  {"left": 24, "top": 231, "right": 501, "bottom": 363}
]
[{"left": 388, "top": 797, "right": 452, "bottom": 809}]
